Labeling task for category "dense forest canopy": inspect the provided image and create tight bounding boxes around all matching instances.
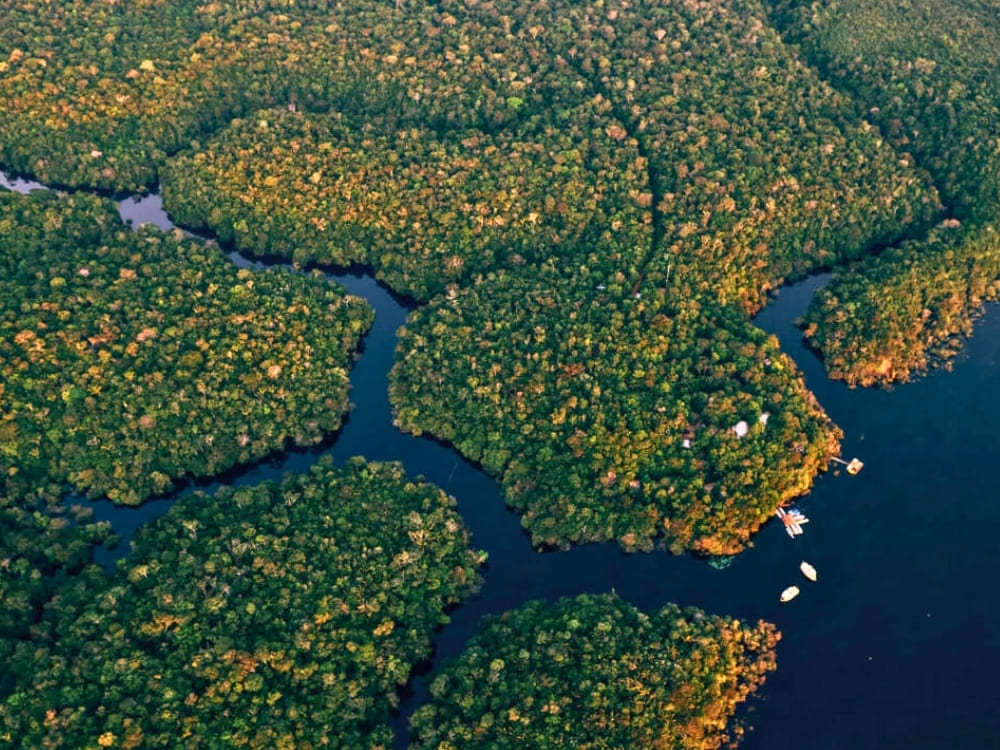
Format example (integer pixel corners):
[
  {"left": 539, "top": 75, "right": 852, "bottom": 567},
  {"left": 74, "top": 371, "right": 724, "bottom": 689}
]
[
  {"left": 2, "top": 0, "right": 901, "bottom": 551},
  {"left": 391, "top": 265, "right": 840, "bottom": 555},
  {"left": 0, "top": 459, "right": 485, "bottom": 749},
  {"left": 766, "top": 0, "right": 1000, "bottom": 384},
  {"left": 160, "top": 101, "right": 654, "bottom": 302},
  {"left": 0, "top": 484, "right": 112, "bottom": 698},
  {"left": 766, "top": 0, "right": 1000, "bottom": 224},
  {"left": 3, "top": 0, "right": 1000, "bottom": 745},
  {"left": 410, "top": 593, "right": 779, "bottom": 750},
  {"left": 121, "top": 0, "right": 955, "bottom": 550},
  {"left": 525, "top": 0, "right": 940, "bottom": 311},
  {"left": 0, "top": 0, "right": 943, "bottom": 299},
  {"left": 0, "top": 189, "right": 373, "bottom": 505},
  {"left": 802, "top": 223, "right": 1000, "bottom": 386}
]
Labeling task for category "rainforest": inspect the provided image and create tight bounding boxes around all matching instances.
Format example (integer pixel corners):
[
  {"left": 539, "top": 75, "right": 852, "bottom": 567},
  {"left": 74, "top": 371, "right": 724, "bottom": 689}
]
[{"left": 2, "top": 0, "right": 999, "bottom": 747}]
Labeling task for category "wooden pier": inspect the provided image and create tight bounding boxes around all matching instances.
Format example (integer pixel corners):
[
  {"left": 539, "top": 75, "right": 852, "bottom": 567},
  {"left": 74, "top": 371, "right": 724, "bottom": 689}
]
[{"left": 831, "top": 456, "right": 864, "bottom": 474}]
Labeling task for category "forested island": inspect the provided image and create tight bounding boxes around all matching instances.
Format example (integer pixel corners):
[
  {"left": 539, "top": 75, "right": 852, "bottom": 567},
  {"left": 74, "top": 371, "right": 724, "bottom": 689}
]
[{"left": 2, "top": 0, "right": 999, "bottom": 746}]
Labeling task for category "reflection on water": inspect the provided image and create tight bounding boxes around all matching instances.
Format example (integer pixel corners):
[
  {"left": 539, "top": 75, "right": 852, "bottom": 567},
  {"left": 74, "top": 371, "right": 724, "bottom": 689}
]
[
  {"left": 118, "top": 192, "right": 175, "bottom": 232},
  {"left": 6, "top": 171, "right": 1000, "bottom": 749},
  {"left": 0, "top": 171, "right": 45, "bottom": 193}
]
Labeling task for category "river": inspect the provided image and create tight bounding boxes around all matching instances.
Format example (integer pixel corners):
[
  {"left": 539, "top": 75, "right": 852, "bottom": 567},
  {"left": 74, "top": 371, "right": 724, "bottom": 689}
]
[{"left": 6, "top": 171, "right": 1000, "bottom": 749}]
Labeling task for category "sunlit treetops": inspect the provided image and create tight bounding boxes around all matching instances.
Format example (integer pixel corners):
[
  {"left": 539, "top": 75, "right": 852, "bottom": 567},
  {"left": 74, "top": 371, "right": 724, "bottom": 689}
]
[
  {"left": 0, "top": 189, "right": 373, "bottom": 505},
  {"left": 391, "top": 266, "right": 841, "bottom": 555},
  {"left": 0, "top": 0, "right": 266, "bottom": 191},
  {"left": 1, "top": 0, "right": 942, "bottom": 309},
  {"left": 276, "top": 0, "right": 597, "bottom": 132},
  {"left": 0, "top": 0, "right": 977, "bottom": 548},
  {"left": 0, "top": 0, "right": 950, "bottom": 310},
  {"left": 141, "top": 0, "right": 946, "bottom": 557},
  {"left": 0, "top": 458, "right": 486, "bottom": 749},
  {"left": 0, "top": 0, "right": 587, "bottom": 192},
  {"left": 152, "top": 0, "right": 944, "bottom": 310},
  {"left": 161, "top": 101, "right": 654, "bottom": 301},
  {"left": 410, "top": 592, "right": 779, "bottom": 750},
  {"left": 803, "top": 222, "right": 1000, "bottom": 386}
]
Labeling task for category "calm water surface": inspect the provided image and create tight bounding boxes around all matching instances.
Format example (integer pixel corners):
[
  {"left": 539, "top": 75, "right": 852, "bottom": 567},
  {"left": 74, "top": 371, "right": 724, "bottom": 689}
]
[{"left": 5, "top": 174, "right": 999, "bottom": 749}]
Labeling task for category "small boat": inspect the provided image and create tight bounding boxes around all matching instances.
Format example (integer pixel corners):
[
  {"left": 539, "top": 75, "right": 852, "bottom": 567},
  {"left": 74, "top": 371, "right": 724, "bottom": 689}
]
[
  {"left": 800, "top": 561, "right": 817, "bottom": 582},
  {"left": 780, "top": 585, "right": 800, "bottom": 602}
]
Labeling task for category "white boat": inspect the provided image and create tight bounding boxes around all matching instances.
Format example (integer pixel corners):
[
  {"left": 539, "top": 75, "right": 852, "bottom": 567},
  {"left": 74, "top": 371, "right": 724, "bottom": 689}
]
[
  {"left": 800, "top": 561, "right": 817, "bottom": 582},
  {"left": 780, "top": 585, "right": 800, "bottom": 602}
]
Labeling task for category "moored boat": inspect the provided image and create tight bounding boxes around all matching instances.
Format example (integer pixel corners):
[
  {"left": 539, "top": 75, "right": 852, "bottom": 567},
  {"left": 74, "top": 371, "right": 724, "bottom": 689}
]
[
  {"left": 800, "top": 561, "right": 817, "bottom": 581},
  {"left": 780, "top": 585, "right": 800, "bottom": 602}
]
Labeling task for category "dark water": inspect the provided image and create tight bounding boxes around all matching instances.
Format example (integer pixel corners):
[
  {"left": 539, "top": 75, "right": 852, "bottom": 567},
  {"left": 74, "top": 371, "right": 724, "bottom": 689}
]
[
  {"left": 6, "top": 175, "right": 1000, "bottom": 748},
  {"left": 744, "top": 280, "right": 1000, "bottom": 750}
]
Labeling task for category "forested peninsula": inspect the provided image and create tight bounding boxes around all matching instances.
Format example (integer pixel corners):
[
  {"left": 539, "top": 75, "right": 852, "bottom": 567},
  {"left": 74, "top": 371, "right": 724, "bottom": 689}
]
[
  {"left": 1, "top": 190, "right": 373, "bottom": 506},
  {"left": 2, "top": 0, "right": 999, "bottom": 746},
  {"left": 768, "top": 0, "right": 1000, "bottom": 385}
]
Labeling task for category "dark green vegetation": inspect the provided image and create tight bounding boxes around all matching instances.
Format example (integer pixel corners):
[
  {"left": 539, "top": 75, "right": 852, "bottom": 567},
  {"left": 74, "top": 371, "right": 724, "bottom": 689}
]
[
  {"left": 767, "top": 0, "right": 1000, "bottom": 384},
  {"left": 410, "top": 593, "right": 779, "bottom": 750},
  {"left": 150, "top": 0, "right": 951, "bottom": 551},
  {"left": 0, "top": 0, "right": 307, "bottom": 192},
  {"left": 766, "top": 0, "right": 1000, "bottom": 224},
  {"left": 0, "top": 485, "right": 112, "bottom": 697},
  {"left": 149, "top": 0, "right": 941, "bottom": 310},
  {"left": 0, "top": 459, "right": 485, "bottom": 749},
  {"left": 5, "top": 0, "right": 995, "bottom": 744},
  {"left": 392, "top": 267, "right": 840, "bottom": 554},
  {"left": 1, "top": 189, "right": 372, "bottom": 505},
  {"left": 532, "top": 0, "right": 939, "bottom": 312}
]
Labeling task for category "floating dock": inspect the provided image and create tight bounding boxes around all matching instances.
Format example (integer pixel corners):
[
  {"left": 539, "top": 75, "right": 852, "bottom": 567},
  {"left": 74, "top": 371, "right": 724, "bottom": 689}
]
[{"left": 775, "top": 507, "right": 809, "bottom": 537}]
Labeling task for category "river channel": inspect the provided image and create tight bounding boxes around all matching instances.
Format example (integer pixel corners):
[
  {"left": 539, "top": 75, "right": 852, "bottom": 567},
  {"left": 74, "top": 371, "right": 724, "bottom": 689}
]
[{"left": 5, "top": 170, "right": 1000, "bottom": 749}]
